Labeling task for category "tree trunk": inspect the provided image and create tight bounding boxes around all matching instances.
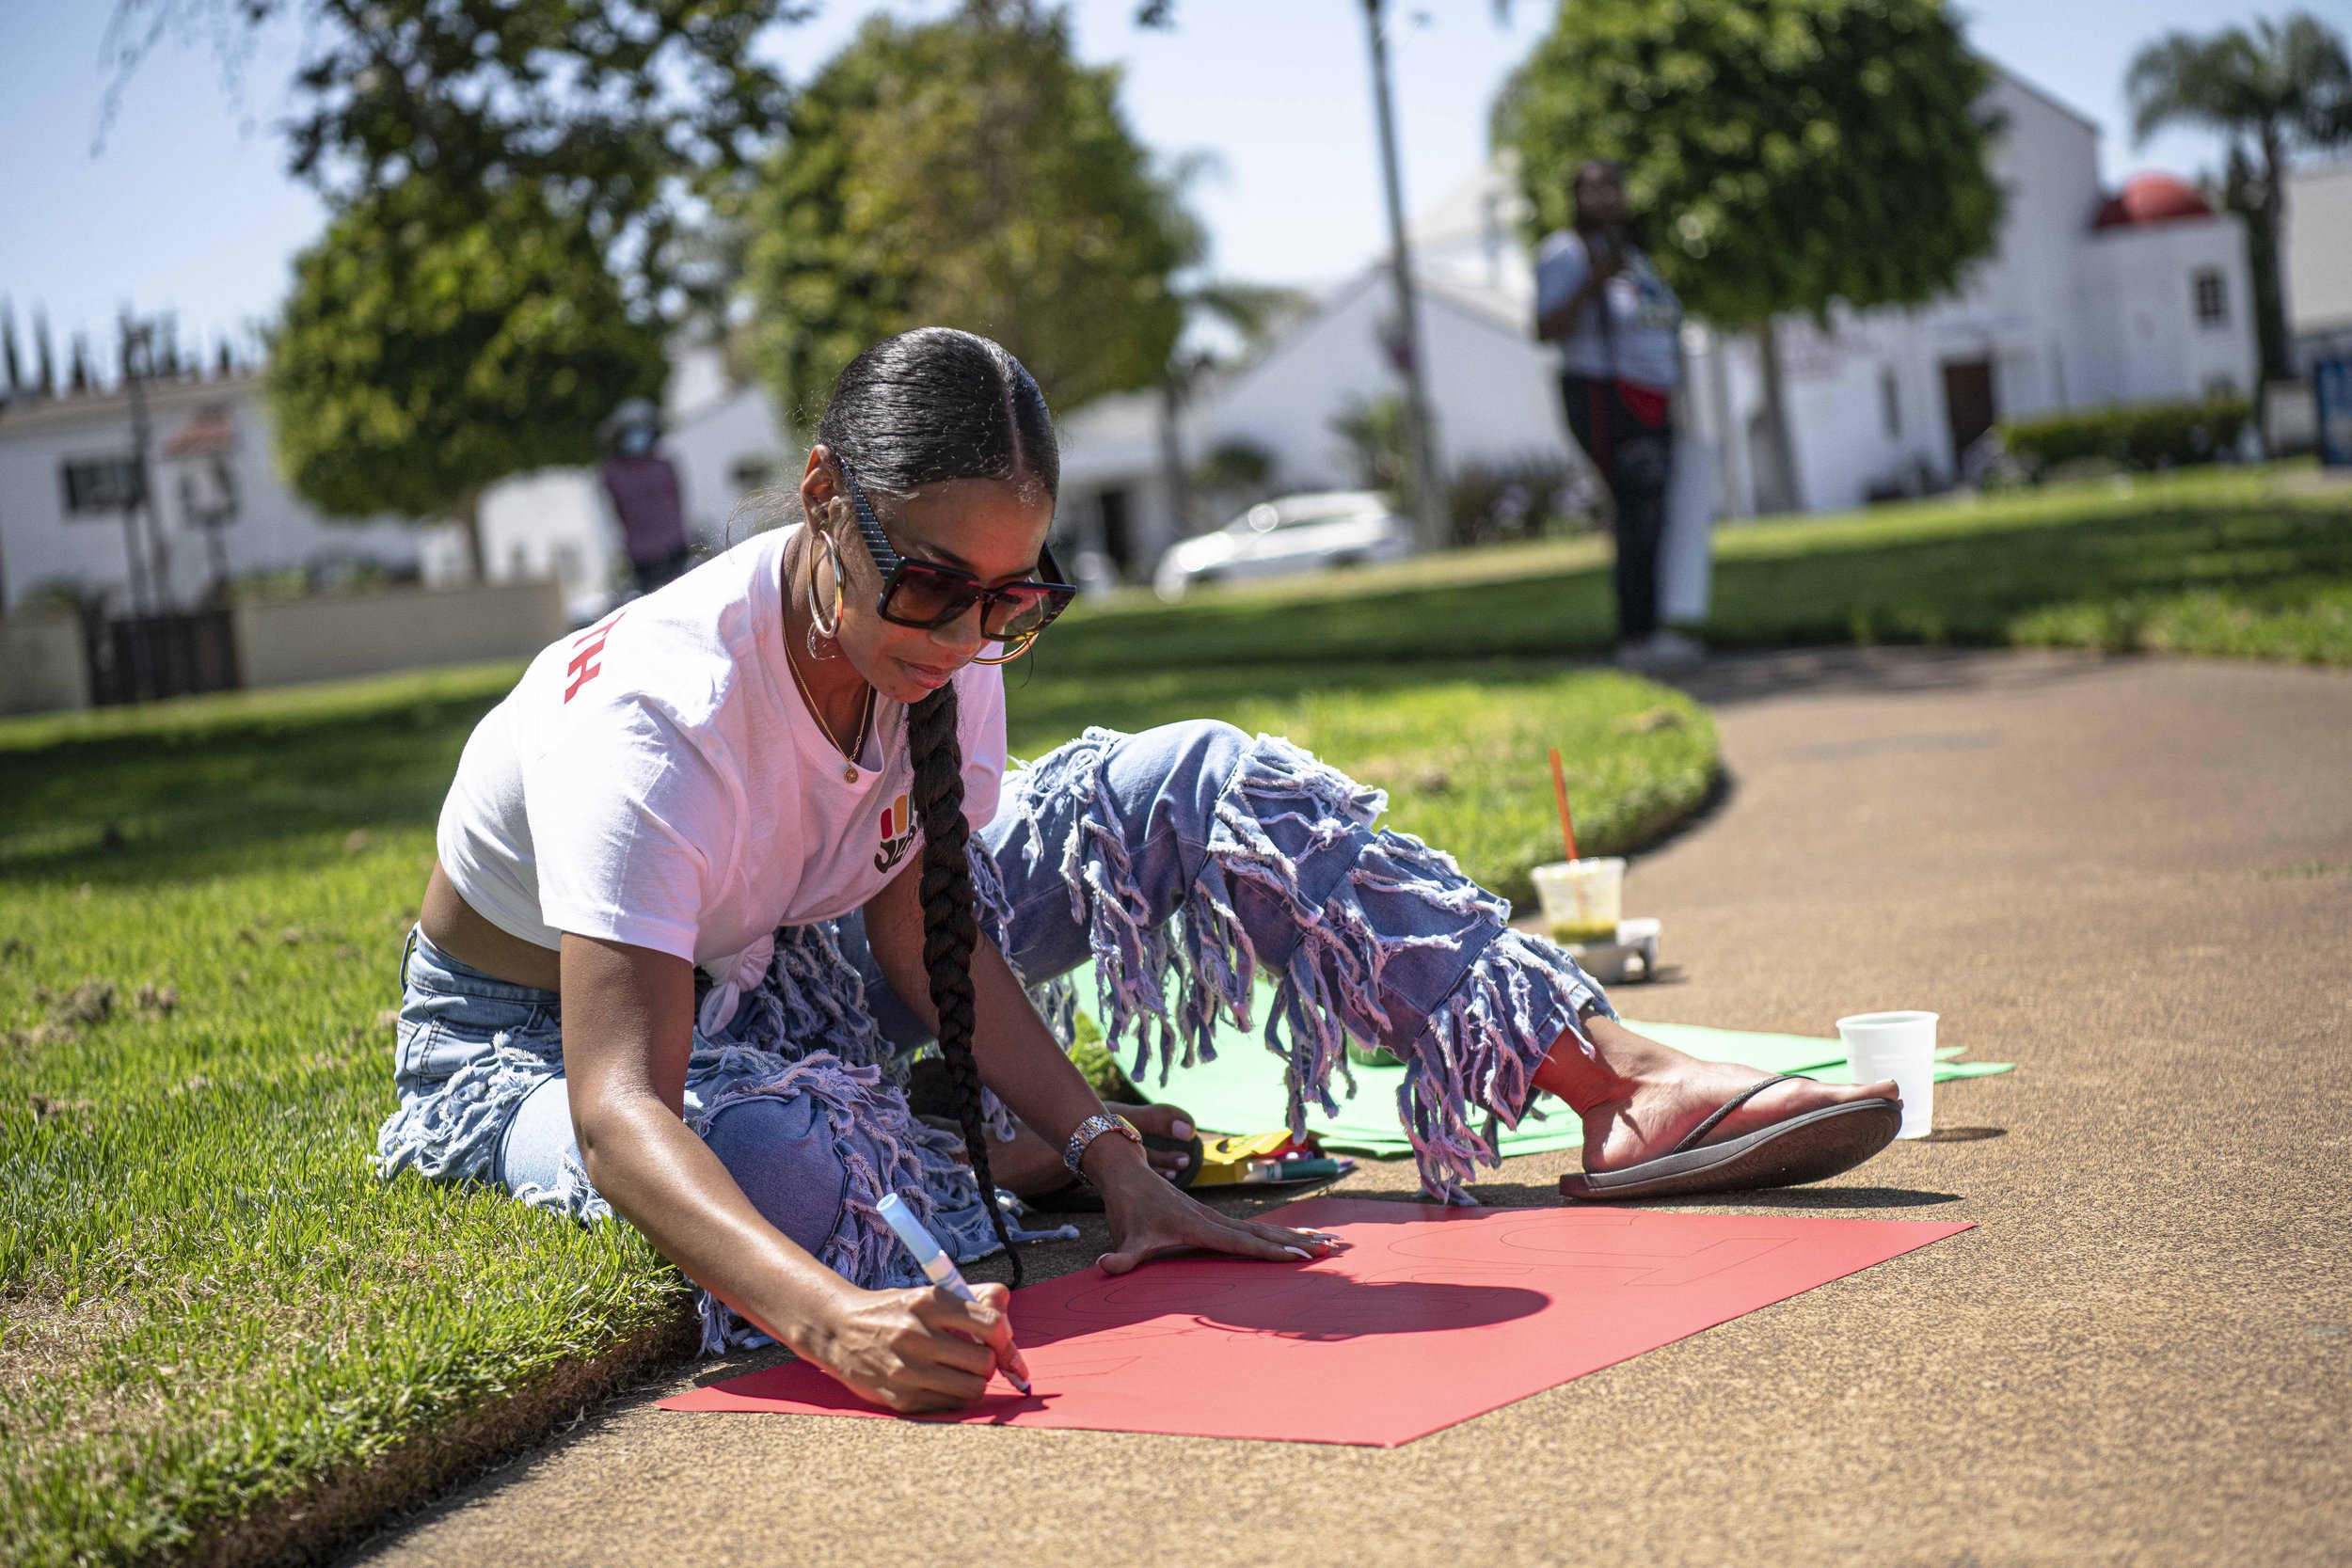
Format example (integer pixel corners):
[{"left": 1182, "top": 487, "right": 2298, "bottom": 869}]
[
  {"left": 1157, "top": 372, "right": 1194, "bottom": 547},
  {"left": 141, "top": 499, "right": 174, "bottom": 610},
  {"left": 1754, "top": 319, "right": 1803, "bottom": 515},
  {"left": 461, "top": 492, "right": 488, "bottom": 583},
  {"left": 2250, "top": 128, "right": 2293, "bottom": 389},
  {"left": 1361, "top": 0, "right": 1449, "bottom": 553}
]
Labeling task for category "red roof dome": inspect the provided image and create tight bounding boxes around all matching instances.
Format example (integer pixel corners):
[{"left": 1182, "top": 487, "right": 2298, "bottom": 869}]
[{"left": 2094, "top": 171, "right": 2215, "bottom": 230}]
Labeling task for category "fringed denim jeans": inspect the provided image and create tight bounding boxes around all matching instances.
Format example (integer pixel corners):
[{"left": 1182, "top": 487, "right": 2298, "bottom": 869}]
[{"left": 376, "top": 721, "right": 1614, "bottom": 1350}]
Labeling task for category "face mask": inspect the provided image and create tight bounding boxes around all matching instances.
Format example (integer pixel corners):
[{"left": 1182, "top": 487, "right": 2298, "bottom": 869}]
[{"left": 619, "top": 427, "right": 654, "bottom": 456}]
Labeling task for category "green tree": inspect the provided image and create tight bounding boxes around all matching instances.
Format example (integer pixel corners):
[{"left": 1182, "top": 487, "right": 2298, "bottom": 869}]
[
  {"left": 106, "top": 0, "right": 800, "bottom": 318},
  {"left": 1496, "top": 0, "right": 2003, "bottom": 510},
  {"left": 267, "top": 184, "right": 668, "bottom": 576},
  {"left": 112, "top": 0, "right": 806, "bottom": 571},
  {"left": 2127, "top": 12, "right": 2352, "bottom": 390},
  {"left": 739, "top": 0, "right": 1191, "bottom": 421}
]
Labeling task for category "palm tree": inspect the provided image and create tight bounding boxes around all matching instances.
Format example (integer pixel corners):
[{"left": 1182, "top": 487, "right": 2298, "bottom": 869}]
[
  {"left": 2127, "top": 12, "right": 2352, "bottom": 388},
  {"left": 1144, "top": 153, "right": 1314, "bottom": 547}
]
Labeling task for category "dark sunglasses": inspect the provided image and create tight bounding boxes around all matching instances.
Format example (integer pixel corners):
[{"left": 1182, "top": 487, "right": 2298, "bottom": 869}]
[{"left": 834, "top": 455, "right": 1077, "bottom": 664}]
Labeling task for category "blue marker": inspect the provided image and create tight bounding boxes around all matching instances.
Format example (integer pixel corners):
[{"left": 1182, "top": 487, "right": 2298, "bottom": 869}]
[{"left": 876, "top": 1192, "right": 1033, "bottom": 1395}]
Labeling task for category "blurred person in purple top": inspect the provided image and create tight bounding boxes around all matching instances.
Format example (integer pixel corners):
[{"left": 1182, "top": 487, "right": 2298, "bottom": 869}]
[{"left": 599, "top": 399, "right": 693, "bottom": 594}]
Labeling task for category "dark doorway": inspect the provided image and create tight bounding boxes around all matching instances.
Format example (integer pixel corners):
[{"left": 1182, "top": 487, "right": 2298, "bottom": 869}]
[
  {"left": 1941, "top": 359, "right": 1996, "bottom": 470},
  {"left": 1098, "top": 488, "right": 1134, "bottom": 580}
]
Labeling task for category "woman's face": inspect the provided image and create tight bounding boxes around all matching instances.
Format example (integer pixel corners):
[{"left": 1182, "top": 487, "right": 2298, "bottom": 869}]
[
  {"left": 798, "top": 445, "right": 1056, "bottom": 707},
  {"left": 1574, "top": 166, "right": 1627, "bottom": 229}
]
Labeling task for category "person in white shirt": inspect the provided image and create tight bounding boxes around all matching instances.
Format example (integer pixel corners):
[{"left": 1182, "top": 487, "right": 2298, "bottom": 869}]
[
  {"left": 1535, "top": 158, "right": 1699, "bottom": 668},
  {"left": 378, "top": 328, "right": 1901, "bottom": 1414}
]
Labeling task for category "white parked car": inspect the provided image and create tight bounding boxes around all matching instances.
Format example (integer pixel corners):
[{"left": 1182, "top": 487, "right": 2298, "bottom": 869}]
[{"left": 1152, "top": 490, "right": 1413, "bottom": 601}]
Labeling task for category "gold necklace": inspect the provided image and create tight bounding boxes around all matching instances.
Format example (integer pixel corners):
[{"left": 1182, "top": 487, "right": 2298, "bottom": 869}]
[{"left": 787, "top": 539, "right": 876, "bottom": 782}]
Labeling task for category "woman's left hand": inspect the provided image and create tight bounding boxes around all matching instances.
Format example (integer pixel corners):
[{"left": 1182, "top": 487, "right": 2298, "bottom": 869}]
[{"left": 1095, "top": 1164, "right": 1343, "bottom": 1275}]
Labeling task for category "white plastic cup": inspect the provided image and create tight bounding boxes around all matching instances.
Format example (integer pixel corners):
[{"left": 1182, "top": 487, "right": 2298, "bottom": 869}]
[
  {"left": 1836, "top": 1010, "right": 1938, "bottom": 1139},
  {"left": 1531, "top": 857, "right": 1625, "bottom": 944}
]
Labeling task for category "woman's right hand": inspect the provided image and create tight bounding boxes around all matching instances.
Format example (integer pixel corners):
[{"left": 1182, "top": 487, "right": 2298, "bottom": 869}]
[{"left": 805, "top": 1282, "right": 1015, "bottom": 1413}]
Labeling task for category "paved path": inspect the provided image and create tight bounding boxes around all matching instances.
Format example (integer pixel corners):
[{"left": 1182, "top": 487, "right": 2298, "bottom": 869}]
[{"left": 358, "top": 650, "right": 2350, "bottom": 1568}]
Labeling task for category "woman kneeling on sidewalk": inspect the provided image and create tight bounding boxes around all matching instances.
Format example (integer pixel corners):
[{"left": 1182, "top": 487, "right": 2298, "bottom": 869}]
[{"left": 375, "top": 328, "right": 1901, "bottom": 1412}]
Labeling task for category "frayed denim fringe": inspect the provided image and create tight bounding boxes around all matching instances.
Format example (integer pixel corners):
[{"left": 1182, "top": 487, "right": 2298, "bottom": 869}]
[
  {"left": 375, "top": 918, "right": 1073, "bottom": 1354},
  {"left": 998, "top": 728, "right": 1611, "bottom": 1204}
]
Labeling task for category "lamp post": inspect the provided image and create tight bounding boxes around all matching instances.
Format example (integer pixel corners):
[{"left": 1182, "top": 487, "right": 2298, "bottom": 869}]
[{"left": 1359, "top": 0, "right": 1447, "bottom": 553}]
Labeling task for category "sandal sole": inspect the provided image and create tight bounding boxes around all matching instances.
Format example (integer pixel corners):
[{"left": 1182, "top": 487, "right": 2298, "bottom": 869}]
[{"left": 1559, "top": 1099, "right": 1901, "bottom": 1201}]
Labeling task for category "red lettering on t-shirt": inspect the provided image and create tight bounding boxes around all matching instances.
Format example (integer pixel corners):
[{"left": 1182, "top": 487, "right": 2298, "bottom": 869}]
[{"left": 564, "top": 610, "right": 627, "bottom": 703}]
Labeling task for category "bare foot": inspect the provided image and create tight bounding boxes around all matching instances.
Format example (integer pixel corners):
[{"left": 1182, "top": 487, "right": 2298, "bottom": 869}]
[
  {"left": 928, "top": 1102, "right": 1199, "bottom": 1197},
  {"left": 1538, "top": 1015, "right": 1901, "bottom": 1175}
]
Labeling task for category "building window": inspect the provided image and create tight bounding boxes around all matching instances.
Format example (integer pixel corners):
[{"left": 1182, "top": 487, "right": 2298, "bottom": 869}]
[
  {"left": 2192, "top": 268, "right": 2227, "bottom": 327},
  {"left": 60, "top": 456, "right": 145, "bottom": 515},
  {"left": 1879, "top": 366, "right": 1902, "bottom": 438}
]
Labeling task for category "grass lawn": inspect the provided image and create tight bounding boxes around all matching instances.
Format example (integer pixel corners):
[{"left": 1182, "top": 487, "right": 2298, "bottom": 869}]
[
  {"left": 1048, "top": 465, "right": 2352, "bottom": 671},
  {"left": 0, "top": 654, "right": 1710, "bottom": 1566}
]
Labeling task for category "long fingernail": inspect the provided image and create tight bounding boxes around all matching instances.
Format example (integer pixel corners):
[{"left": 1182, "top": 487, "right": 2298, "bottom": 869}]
[
  {"left": 1284, "top": 1246, "right": 1311, "bottom": 1259},
  {"left": 1171, "top": 1117, "right": 1195, "bottom": 1139}
]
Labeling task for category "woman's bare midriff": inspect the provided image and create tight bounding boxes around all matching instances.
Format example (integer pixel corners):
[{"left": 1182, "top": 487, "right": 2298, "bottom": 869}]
[{"left": 419, "top": 859, "right": 564, "bottom": 992}]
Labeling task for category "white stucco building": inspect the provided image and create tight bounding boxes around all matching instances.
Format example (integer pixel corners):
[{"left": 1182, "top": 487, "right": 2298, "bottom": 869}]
[
  {"left": 1693, "top": 70, "right": 2259, "bottom": 514},
  {"left": 1053, "top": 61, "right": 2263, "bottom": 566},
  {"left": 0, "top": 369, "right": 421, "bottom": 615},
  {"left": 2286, "top": 159, "right": 2352, "bottom": 372},
  {"left": 1047, "top": 166, "right": 1585, "bottom": 585},
  {"left": 0, "top": 341, "right": 789, "bottom": 624}
]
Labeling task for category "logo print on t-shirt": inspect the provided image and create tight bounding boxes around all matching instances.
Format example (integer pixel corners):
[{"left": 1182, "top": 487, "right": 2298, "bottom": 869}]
[
  {"left": 874, "top": 792, "right": 918, "bottom": 873},
  {"left": 564, "top": 610, "right": 627, "bottom": 703}
]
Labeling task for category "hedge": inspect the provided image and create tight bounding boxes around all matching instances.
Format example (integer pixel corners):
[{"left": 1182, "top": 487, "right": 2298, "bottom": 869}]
[{"left": 1996, "top": 396, "right": 2251, "bottom": 474}]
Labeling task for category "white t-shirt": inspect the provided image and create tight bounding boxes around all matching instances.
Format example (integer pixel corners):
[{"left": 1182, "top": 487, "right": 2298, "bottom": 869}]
[
  {"left": 1534, "top": 229, "right": 1683, "bottom": 392},
  {"left": 437, "top": 525, "right": 1007, "bottom": 983}
]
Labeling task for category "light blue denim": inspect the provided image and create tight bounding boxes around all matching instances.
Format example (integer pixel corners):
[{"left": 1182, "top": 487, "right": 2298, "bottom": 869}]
[{"left": 377, "top": 720, "right": 1614, "bottom": 1350}]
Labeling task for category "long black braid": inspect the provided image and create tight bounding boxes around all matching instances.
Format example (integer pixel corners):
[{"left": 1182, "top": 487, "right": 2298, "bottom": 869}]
[
  {"left": 815, "top": 327, "right": 1058, "bottom": 1286},
  {"left": 904, "top": 680, "right": 1021, "bottom": 1284}
]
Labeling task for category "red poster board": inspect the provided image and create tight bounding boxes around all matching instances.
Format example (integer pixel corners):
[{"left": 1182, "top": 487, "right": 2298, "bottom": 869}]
[{"left": 662, "top": 1198, "right": 1971, "bottom": 1446}]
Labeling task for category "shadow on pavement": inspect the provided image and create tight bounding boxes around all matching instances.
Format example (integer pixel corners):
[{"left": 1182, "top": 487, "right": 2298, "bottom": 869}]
[
  {"left": 1666, "top": 1185, "right": 1965, "bottom": 1210},
  {"left": 1463, "top": 1180, "right": 1964, "bottom": 1211},
  {"left": 1661, "top": 645, "right": 2118, "bottom": 710}
]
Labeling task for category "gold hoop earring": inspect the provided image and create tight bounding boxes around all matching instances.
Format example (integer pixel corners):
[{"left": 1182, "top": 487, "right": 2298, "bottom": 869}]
[
  {"left": 972, "top": 632, "right": 1040, "bottom": 666},
  {"left": 805, "top": 533, "right": 844, "bottom": 659}
]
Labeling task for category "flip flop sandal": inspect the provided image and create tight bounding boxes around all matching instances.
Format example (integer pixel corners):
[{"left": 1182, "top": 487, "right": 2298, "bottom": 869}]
[
  {"left": 1023, "top": 1132, "right": 1206, "bottom": 1214},
  {"left": 1558, "top": 1074, "right": 1900, "bottom": 1201}
]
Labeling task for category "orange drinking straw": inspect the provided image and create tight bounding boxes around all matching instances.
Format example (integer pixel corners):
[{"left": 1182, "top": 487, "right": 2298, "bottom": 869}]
[{"left": 1549, "top": 747, "right": 1580, "bottom": 863}]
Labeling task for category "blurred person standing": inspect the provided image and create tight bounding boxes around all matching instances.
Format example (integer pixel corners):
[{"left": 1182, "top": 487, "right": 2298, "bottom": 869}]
[
  {"left": 1535, "top": 160, "right": 1698, "bottom": 669},
  {"left": 600, "top": 398, "right": 694, "bottom": 594}
]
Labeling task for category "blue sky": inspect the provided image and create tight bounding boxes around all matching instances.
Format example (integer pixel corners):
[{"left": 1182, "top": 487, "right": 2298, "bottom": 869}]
[{"left": 1, "top": 0, "right": 2339, "bottom": 366}]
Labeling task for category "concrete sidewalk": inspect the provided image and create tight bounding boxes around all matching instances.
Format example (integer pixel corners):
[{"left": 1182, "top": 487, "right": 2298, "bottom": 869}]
[{"left": 357, "top": 650, "right": 2351, "bottom": 1568}]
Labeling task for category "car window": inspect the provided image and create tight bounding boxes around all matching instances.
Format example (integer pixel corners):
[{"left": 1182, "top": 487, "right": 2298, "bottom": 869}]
[{"left": 1273, "top": 508, "right": 1371, "bottom": 531}]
